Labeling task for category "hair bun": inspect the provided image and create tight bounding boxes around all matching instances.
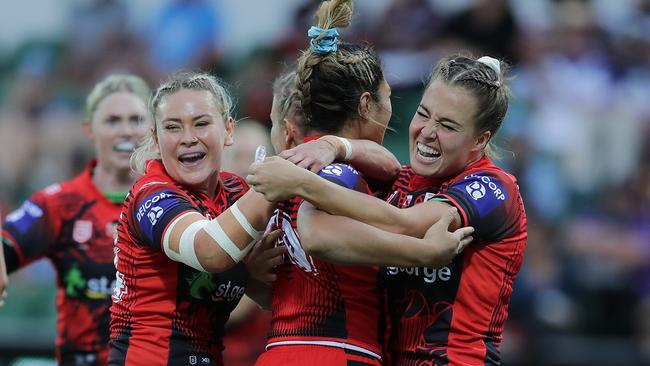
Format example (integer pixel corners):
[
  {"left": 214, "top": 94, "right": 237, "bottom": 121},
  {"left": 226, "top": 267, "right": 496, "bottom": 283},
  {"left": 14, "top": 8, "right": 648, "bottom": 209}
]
[{"left": 477, "top": 56, "right": 501, "bottom": 76}]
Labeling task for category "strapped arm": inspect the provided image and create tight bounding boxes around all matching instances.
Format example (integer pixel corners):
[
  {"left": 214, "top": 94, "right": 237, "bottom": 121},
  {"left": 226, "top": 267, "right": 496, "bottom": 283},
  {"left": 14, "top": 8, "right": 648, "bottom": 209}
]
[{"left": 161, "top": 190, "right": 273, "bottom": 272}]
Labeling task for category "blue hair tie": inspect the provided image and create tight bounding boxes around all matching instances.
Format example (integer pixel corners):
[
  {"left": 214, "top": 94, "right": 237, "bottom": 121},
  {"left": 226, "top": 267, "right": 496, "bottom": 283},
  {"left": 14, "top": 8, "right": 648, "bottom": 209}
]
[{"left": 308, "top": 26, "right": 339, "bottom": 54}]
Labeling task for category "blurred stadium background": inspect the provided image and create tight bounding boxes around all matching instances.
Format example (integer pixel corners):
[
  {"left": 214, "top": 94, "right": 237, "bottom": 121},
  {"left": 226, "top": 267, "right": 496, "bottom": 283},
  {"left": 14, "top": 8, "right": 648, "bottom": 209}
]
[{"left": 0, "top": 0, "right": 649, "bottom": 365}]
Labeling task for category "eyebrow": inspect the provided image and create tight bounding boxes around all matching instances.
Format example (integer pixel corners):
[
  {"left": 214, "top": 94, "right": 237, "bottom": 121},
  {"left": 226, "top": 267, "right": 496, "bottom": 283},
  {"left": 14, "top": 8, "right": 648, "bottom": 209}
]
[
  {"left": 161, "top": 114, "right": 212, "bottom": 123},
  {"left": 418, "top": 104, "right": 461, "bottom": 126}
]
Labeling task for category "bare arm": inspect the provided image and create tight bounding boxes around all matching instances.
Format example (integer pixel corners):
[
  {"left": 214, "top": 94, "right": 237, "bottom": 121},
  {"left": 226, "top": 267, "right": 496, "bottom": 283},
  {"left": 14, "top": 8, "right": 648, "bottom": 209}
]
[
  {"left": 279, "top": 136, "right": 400, "bottom": 184},
  {"left": 248, "top": 157, "right": 460, "bottom": 237},
  {"left": 164, "top": 189, "right": 275, "bottom": 273},
  {"left": 297, "top": 202, "right": 473, "bottom": 267}
]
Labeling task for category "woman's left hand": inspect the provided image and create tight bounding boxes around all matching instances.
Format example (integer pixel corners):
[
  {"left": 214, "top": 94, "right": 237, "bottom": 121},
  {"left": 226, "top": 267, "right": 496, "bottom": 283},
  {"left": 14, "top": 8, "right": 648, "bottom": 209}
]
[
  {"left": 244, "top": 229, "right": 285, "bottom": 285},
  {"left": 247, "top": 156, "right": 313, "bottom": 202}
]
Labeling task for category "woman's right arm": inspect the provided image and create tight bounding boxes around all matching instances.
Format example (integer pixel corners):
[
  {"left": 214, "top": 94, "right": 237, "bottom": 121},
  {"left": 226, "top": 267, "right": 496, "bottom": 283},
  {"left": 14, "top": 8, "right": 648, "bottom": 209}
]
[
  {"left": 297, "top": 202, "right": 473, "bottom": 267},
  {"left": 248, "top": 157, "right": 458, "bottom": 237}
]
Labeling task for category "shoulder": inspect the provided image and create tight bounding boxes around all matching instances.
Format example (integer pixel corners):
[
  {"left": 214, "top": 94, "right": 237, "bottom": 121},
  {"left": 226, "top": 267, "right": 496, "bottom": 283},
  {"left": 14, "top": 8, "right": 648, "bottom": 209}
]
[
  {"left": 220, "top": 171, "right": 249, "bottom": 192},
  {"left": 318, "top": 163, "right": 368, "bottom": 190}
]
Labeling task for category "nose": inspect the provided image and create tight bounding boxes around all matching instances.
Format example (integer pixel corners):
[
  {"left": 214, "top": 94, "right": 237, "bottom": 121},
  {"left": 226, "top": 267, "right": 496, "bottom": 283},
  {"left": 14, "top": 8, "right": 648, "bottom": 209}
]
[
  {"left": 180, "top": 126, "right": 198, "bottom": 146},
  {"left": 421, "top": 122, "right": 438, "bottom": 139}
]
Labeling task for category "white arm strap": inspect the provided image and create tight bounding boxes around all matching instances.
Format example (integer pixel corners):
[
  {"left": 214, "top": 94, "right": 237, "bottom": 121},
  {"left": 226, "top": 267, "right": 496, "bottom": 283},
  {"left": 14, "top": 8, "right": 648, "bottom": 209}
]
[
  {"left": 162, "top": 212, "right": 207, "bottom": 271},
  {"left": 230, "top": 202, "right": 262, "bottom": 240}
]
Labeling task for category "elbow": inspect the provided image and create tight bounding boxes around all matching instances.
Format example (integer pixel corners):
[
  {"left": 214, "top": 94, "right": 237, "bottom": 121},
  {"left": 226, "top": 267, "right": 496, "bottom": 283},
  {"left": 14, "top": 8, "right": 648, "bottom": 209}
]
[
  {"left": 199, "top": 250, "right": 237, "bottom": 273},
  {"left": 385, "top": 158, "right": 401, "bottom": 180},
  {"left": 298, "top": 225, "right": 327, "bottom": 257}
]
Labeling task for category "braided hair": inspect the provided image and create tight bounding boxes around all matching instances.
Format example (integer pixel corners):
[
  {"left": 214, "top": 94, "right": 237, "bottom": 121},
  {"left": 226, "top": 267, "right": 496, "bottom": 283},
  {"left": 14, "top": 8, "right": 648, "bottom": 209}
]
[{"left": 294, "top": 0, "right": 384, "bottom": 134}]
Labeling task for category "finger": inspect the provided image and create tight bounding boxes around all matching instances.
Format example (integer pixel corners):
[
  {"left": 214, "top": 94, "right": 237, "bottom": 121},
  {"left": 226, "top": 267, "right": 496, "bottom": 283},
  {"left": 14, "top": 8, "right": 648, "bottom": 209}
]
[
  {"left": 245, "top": 174, "right": 258, "bottom": 187},
  {"left": 258, "top": 230, "right": 282, "bottom": 250},
  {"left": 457, "top": 236, "right": 473, "bottom": 254},
  {"left": 437, "top": 207, "right": 457, "bottom": 230},
  {"left": 286, "top": 154, "right": 304, "bottom": 165},
  {"left": 310, "top": 161, "right": 326, "bottom": 173},
  {"left": 278, "top": 150, "right": 295, "bottom": 159},
  {"left": 297, "top": 157, "right": 314, "bottom": 170},
  {"left": 454, "top": 226, "right": 475, "bottom": 239}
]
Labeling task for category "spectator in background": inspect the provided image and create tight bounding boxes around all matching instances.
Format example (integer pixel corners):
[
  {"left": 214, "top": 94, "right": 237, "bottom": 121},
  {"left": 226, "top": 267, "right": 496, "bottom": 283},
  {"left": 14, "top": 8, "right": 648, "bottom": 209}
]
[
  {"left": 148, "top": 0, "right": 221, "bottom": 77},
  {"left": 0, "top": 74, "right": 151, "bottom": 366}
]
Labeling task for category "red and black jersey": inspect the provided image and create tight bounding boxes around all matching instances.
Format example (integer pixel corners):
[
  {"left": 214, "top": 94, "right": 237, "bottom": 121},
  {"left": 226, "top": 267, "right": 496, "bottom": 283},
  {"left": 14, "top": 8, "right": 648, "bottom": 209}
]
[
  {"left": 109, "top": 160, "right": 248, "bottom": 366},
  {"left": 266, "top": 163, "right": 383, "bottom": 361},
  {"left": 381, "top": 156, "right": 527, "bottom": 366},
  {"left": 1, "top": 161, "right": 120, "bottom": 366}
]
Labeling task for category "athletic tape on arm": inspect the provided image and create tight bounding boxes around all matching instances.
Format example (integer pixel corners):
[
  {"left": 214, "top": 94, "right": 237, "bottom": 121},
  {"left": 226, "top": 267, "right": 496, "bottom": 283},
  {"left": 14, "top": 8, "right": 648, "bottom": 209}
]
[{"left": 203, "top": 202, "right": 262, "bottom": 262}]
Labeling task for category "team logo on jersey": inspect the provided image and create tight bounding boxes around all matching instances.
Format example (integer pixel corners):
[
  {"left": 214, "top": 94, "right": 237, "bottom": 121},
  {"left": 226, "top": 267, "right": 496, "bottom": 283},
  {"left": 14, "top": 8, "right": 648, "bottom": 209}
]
[
  {"left": 63, "top": 265, "right": 115, "bottom": 299},
  {"left": 73, "top": 220, "right": 93, "bottom": 243},
  {"left": 136, "top": 191, "right": 171, "bottom": 222},
  {"left": 465, "top": 181, "right": 486, "bottom": 200},
  {"left": 321, "top": 164, "right": 344, "bottom": 176},
  {"left": 457, "top": 173, "right": 508, "bottom": 217},
  {"left": 147, "top": 206, "right": 164, "bottom": 225},
  {"left": 187, "top": 272, "right": 245, "bottom": 303}
]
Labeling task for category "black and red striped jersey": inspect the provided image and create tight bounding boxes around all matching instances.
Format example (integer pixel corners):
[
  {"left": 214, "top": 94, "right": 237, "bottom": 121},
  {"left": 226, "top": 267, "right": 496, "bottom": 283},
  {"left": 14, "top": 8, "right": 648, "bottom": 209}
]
[
  {"left": 266, "top": 163, "right": 383, "bottom": 361},
  {"left": 109, "top": 160, "right": 248, "bottom": 366},
  {"left": 2, "top": 161, "right": 119, "bottom": 365},
  {"left": 381, "top": 156, "right": 527, "bottom": 366}
]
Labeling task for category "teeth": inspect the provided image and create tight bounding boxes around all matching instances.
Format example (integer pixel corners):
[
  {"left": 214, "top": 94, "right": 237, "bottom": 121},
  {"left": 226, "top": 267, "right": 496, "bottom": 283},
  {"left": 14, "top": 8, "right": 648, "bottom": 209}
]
[
  {"left": 114, "top": 142, "right": 136, "bottom": 153},
  {"left": 180, "top": 152, "right": 204, "bottom": 160},
  {"left": 417, "top": 142, "right": 440, "bottom": 157}
]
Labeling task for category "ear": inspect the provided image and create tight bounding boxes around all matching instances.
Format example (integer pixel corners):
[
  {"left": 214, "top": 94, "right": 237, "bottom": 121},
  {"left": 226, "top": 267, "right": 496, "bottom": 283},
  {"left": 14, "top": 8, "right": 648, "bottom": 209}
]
[
  {"left": 358, "top": 91, "right": 373, "bottom": 120},
  {"left": 82, "top": 120, "right": 94, "bottom": 141},
  {"left": 223, "top": 116, "right": 235, "bottom": 146},
  {"left": 284, "top": 118, "right": 299, "bottom": 149},
  {"left": 474, "top": 130, "right": 491, "bottom": 152}
]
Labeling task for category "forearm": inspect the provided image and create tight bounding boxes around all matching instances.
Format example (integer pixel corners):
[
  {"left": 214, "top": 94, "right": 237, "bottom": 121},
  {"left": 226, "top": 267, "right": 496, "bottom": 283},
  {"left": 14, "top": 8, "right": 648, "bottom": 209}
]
[
  {"left": 296, "top": 172, "right": 412, "bottom": 235},
  {"left": 347, "top": 139, "right": 400, "bottom": 183},
  {"left": 298, "top": 204, "right": 442, "bottom": 267}
]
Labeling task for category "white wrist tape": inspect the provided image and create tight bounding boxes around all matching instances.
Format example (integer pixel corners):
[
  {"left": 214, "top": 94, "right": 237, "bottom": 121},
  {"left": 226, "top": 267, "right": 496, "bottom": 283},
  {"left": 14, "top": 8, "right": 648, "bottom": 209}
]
[{"left": 336, "top": 136, "right": 353, "bottom": 161}]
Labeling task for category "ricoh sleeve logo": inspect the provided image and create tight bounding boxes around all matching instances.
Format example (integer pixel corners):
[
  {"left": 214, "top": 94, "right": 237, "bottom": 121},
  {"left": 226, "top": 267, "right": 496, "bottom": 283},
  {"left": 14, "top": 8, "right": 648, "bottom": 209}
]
[
  {"left": 136, "top": 192, "right": 169, "bottom": 222},
  {"left": 464, "top": 174, "right": 506, "bottom": 201}
]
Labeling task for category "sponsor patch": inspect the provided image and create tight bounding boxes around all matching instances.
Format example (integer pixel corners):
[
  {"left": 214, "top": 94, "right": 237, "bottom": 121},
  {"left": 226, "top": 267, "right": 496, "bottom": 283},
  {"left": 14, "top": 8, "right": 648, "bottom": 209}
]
[
  {"left": 135, "top": 189, "right": 183, "bottom": 243},
  {"left": 318, "top": 163, "right": 363, "bottom": 190},
  {"left": 5, "top": 200, "right": 44, "bottom": 234},
  {"left": 454, "top": 173, "right": 507, "bottom": 217}
]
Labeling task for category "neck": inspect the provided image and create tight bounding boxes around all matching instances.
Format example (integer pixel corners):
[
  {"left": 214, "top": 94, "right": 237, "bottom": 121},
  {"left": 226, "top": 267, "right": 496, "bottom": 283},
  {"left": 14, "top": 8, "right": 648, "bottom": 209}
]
[
  {"left": 93, "top": 163, "right": 138, "bottom": 193},
  {"left": 198, "top": 172, "right": 221, "bottom": 200},
  {"left": 464, "top": 151, "right": 485, "bottom": 170},
  {"left": 305, "top": 124, "right": 359, "bottom": 141}
]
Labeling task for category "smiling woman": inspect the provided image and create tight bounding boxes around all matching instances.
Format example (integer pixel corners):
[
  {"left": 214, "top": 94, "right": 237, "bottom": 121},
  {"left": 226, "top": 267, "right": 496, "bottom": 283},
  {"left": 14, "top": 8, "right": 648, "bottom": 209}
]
[
  {"left": 248, "top": 54, "right": 527, "bottom": 365},
  {"left": 109, "top": 72, "right": 280, "bottom": 366},
  {"left": 0, "top": 74, "right": 151, "bottom": 366}
]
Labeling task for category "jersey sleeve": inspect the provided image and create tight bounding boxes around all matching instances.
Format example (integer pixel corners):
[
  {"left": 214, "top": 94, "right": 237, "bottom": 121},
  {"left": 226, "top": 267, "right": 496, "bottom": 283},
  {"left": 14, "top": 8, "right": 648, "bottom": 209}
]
[
  {"left": 436, "top": 170, "right": 521, "bottom": 242},
  {"left": 317, "top": 163, "right": 372, "bottom": 194},
  {"left": 129, "top": 187, "right": 197, "bottom": 251},
  {"left": 2, "top": 192, "right": 53, "bottom": 272}
]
